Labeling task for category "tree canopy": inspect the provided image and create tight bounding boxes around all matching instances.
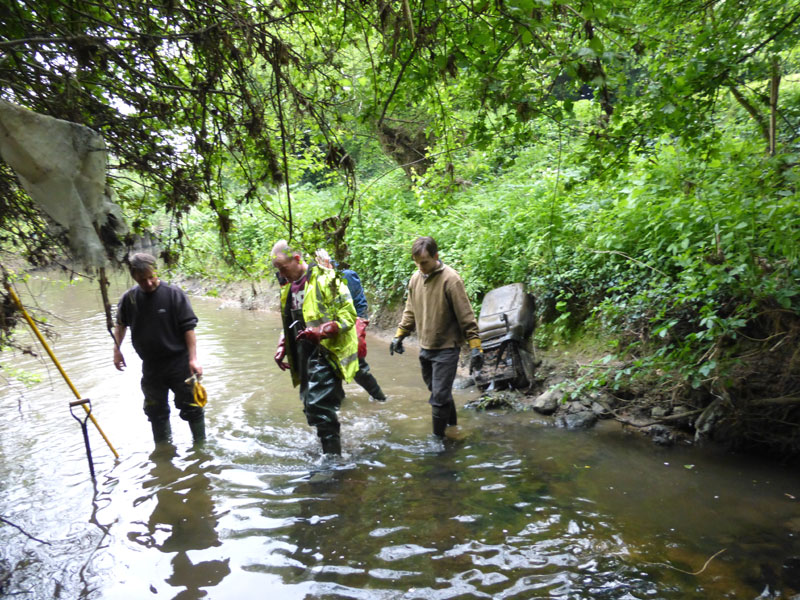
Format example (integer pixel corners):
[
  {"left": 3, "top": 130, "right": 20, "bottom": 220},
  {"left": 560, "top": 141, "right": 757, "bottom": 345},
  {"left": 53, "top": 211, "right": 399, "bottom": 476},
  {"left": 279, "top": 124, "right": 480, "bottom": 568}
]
[{"left": 2, "top": 0, "right": 798, "bottom": 263}]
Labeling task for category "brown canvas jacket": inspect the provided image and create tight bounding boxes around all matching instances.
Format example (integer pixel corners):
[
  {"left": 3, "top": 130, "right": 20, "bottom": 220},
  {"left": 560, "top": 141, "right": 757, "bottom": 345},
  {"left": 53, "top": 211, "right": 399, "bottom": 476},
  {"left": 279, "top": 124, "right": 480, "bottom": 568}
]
[{"left": 398, "top": 262, "right": 480, "bottom": 350}]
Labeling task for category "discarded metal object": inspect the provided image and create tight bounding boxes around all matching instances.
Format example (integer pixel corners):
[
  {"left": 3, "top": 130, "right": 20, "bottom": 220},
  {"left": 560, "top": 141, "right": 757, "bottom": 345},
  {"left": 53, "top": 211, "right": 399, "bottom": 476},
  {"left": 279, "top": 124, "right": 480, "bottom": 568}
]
[
  {"left": 476, "top": 283, "right": 537, "bottom": 392},
  {"left": 70, "top": 399, "right": 95, "bottom": 479}
]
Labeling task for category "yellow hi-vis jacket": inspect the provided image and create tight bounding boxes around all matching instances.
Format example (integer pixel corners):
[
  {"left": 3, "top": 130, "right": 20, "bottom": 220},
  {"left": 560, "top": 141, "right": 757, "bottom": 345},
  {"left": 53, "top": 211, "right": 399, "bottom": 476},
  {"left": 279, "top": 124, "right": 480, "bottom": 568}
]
[{"left": 280, "top": 265, "right": 359, "bottom": 385}]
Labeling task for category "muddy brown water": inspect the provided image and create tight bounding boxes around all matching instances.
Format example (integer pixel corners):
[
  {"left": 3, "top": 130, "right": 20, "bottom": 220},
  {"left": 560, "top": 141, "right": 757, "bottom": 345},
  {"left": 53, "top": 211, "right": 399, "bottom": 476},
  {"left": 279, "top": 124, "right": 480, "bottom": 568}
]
[{"left": 1, "top": 274, "right": 799, "bottom": 599}]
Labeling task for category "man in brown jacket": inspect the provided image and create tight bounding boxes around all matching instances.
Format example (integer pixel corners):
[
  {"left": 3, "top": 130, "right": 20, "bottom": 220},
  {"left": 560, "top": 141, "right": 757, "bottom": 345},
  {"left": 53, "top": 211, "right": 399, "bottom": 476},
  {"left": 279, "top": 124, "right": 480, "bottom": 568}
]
[{"left": 389, "top": 236, "right": 484, "bottom": 437}]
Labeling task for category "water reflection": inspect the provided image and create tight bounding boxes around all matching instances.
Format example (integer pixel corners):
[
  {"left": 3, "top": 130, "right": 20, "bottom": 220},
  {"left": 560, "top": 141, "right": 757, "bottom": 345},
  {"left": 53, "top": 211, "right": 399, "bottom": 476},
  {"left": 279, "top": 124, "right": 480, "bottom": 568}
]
[
  {"left": 2, "top": 275, "right": 800, "bottom": 599},
  {"left": 128, "top": 445, "right": 229, "bottom": 599}
]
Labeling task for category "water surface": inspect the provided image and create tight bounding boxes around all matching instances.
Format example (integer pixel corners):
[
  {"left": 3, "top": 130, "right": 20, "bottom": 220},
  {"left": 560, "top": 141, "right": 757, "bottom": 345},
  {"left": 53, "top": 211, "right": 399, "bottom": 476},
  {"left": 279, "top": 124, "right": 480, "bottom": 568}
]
[{"left": 1, "top": 274, "right": 799, "bottom": 599}]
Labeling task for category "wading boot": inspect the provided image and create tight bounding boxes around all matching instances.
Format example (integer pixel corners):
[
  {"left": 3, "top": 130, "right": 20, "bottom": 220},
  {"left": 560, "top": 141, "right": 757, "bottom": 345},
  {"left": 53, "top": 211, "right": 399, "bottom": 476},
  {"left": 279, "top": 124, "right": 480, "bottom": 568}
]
[
  {"left": 320, "top": 434, "right": 342, "bottom": 456},
  {"left": 151, "top": 419, "right": 172, "bottom": 444},
  {"left": 447, "top": 401, "right": 457, "bottom": 426},
  {"left": 432, "top": 405, "right": 450, "bottom": 438},
  {"left": 355, "top": 368, "right": 386, "bottom": 401},
  {"left": 189, "top": 415, "right": 206, "bottom": 444}
]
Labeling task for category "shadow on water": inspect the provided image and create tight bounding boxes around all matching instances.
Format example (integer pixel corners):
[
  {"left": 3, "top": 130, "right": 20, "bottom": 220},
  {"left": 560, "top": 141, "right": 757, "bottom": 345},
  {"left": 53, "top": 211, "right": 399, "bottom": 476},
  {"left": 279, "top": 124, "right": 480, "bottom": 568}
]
[{"left": 2, "top": 274, "right": 800, "bottom": 599}]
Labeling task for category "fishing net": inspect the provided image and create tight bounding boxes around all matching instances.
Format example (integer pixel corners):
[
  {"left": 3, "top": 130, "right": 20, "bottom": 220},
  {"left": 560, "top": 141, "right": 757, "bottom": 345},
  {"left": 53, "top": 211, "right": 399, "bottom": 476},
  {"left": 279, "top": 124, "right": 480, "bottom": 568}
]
[{"left": 0, "top": 100, "right": 127, "bottom": 268}]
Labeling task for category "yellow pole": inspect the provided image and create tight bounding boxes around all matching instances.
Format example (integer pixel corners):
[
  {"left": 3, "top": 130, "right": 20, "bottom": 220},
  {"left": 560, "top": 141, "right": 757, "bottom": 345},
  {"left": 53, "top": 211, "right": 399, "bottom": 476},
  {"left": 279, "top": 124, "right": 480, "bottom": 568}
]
[{"left": 4, "top": 282, "right": 120, "bottom": 459}]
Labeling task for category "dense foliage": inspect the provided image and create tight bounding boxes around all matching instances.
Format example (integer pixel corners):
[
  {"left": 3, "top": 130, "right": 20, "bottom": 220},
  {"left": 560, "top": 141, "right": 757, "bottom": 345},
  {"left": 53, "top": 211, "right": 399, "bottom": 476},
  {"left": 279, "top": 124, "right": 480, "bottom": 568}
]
[
  {"left": 3, "top": 0, "right": 798, "bottom": 257},
  {"left": 1, "top": 0, "right": 799, "bottom": 454},
  {"left": 177, "top": 81, "right": 800, "bottom": 455}
]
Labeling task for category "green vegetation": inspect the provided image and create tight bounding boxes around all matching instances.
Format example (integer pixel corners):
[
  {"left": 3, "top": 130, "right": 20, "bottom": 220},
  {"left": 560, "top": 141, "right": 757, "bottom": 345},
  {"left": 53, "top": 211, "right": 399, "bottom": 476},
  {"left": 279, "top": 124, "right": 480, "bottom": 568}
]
[
  {"left": 176, "top": 83, "right": 800, "bottom": 455},
  {"left": 1, "top": 0, "right": 799, "bottom": 455}
]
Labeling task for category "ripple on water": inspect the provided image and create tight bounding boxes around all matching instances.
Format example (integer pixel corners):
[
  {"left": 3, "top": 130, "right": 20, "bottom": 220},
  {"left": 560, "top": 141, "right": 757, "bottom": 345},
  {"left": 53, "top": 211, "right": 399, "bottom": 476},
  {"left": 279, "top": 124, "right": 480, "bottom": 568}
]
[
  {"left": 376, "top": 543, "right": 438, "bottom": 561},
  {"left": 451, "top": 514, "right": 480, "bottom": 523},
  {"left": 368, "top": 567, "right": 423, "bottom": 580},
  {"left": 4, "top": 277, "right": 800, "bottom": 600},
  {"left": 443, "top": 540, "right": 550, "bottom": 570},
  {"left": 369, "top": 526, "right": 409, "bottom": 537},
  {"left": 480, "top": 483, "right": 507, "bottom": 491}
]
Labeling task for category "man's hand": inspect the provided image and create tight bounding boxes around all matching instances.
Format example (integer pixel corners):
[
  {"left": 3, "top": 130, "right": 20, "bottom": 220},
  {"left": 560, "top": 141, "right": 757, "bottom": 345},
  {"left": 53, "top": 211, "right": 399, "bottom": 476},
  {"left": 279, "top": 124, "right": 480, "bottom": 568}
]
[
  {"left": 113, "top": 347, "right": 126, "bottom": 371},
  {"left": 189, "top": 358, "right": 203, "bottom": 377},
  {"left": 274, "top": 335, "right": 290, "bottom": 371},
  {"left": 469, "top": 347, "right": 484, "bottom": 373},
  {"left": 113, "top": 324, "right": 127, "bottom": 371},
  {"left": 296, "top": 321, "right": 340, "bottom": 345},
  {"left": 185, "top": 329, "right": 202, "bottom": 376},
  {"left": 389, "top": 337, "right": 405, "bottom": 356}
]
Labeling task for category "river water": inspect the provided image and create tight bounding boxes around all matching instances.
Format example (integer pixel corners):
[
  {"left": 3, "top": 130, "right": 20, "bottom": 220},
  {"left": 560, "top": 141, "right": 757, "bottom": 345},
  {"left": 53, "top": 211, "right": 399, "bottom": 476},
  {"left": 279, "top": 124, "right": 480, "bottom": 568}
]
[{"left": 1, "top": 274, "right": 799, "bottom": 599}]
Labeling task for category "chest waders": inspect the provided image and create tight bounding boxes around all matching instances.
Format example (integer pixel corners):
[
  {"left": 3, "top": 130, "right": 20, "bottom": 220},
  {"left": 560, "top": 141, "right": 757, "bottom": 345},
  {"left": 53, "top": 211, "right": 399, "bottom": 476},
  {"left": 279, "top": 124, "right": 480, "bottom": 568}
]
[
  {"left": 280, "top": 267, "right": 358, "bottom": 455},
  {"left": 142, "top": 354, "right": 206, "bottom": 446},
  {"left": 299, "top": 341, "right": 344, "bottom": 455}
]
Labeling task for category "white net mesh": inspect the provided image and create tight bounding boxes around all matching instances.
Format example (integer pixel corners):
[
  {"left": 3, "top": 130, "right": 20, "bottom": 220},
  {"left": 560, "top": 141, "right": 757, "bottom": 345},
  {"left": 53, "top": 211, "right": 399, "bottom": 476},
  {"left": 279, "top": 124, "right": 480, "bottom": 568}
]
[{"left": 0, "top": 100, "right": 127, "bottom": 268}]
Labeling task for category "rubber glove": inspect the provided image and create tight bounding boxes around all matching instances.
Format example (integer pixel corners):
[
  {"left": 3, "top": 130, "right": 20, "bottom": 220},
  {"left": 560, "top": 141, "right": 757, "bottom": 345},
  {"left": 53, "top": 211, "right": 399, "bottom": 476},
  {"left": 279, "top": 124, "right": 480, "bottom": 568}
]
[
  {"left": 296, "top": 321, "right": 340, "bottom": 344},
  {"left": 274, "top": 334, "right": 290, "bottom": 371},
  {"left": 469, "top": 347, "right": 484, "bottom": 373},
  {"left": 389, "top": 336, "right": 405, "bottom": 355}
]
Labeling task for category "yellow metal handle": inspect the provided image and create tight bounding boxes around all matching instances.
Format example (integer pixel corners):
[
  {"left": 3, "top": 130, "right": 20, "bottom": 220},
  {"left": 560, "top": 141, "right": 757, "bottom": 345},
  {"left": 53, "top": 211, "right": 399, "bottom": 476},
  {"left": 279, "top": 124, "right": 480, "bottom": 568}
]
[{"left": 5, "top": 282, "right": 120, "bottom": 459}]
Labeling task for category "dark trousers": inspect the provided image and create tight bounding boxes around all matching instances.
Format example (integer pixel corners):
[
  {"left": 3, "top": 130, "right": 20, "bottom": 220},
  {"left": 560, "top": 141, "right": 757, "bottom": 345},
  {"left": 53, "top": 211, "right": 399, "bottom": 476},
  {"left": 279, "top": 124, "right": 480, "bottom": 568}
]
[
  {"left": 353, "top": 357, "right": 385, "bottom": 399},
  {"left": 141, "top": 354, "right": 203, "bottom": 423},
  {"left": 420, "top": 347, "right": 460, "bottom": 433},
  {"left": 298, "top": 344, "right": 344, "bottom": 439},
  {"left": 419, "top": 347, "right": 460, "bottom": 407}
]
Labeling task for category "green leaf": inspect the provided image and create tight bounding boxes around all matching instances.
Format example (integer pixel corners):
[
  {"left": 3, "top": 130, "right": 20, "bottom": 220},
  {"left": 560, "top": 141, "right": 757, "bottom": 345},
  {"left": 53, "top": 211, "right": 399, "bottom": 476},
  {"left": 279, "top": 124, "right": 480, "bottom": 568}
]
[{"left": 588, "top": 37, "right": 604, "bottom": 54}]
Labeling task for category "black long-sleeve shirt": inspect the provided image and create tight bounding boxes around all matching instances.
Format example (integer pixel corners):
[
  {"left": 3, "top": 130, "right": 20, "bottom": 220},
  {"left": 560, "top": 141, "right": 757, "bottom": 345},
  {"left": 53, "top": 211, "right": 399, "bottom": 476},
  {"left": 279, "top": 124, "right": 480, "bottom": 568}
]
[{"left": 116, "top": 282, "right": 198, "bottom": 362}]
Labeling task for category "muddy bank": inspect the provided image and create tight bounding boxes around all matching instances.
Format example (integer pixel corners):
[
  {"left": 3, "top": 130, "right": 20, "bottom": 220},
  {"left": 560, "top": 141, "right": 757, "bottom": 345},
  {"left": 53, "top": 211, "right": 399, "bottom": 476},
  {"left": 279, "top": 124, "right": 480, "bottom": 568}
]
[{"left": 176, "top": 276, "right": 281, "bottom": 312}]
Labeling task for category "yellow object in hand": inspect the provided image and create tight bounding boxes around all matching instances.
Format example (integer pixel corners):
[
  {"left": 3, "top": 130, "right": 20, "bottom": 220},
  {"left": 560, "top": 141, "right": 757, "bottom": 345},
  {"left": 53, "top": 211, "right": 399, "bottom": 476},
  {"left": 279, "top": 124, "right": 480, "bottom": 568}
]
[{"left": 185, "top": 374, "right": 208, "bottom": 408}]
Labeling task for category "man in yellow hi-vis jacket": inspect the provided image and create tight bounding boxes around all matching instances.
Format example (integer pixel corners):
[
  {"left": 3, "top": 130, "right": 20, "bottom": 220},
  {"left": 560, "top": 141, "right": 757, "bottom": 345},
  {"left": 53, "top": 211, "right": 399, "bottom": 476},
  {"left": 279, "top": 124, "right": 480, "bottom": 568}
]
[{"left": 271, "top": 240, "right": 359, "bottom": 455}]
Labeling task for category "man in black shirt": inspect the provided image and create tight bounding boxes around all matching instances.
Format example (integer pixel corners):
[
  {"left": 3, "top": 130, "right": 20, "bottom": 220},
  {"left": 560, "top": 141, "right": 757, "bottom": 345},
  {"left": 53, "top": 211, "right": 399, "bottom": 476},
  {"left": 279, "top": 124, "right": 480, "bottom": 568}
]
[{"left": 113, "top": 253, "right": 205, "bottom": 445}]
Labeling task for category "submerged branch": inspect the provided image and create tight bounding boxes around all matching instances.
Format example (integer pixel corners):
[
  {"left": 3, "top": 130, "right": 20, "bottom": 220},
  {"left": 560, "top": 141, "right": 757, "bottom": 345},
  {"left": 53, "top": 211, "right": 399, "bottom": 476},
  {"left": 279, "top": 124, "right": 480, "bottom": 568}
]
[
  {"left": 0, "top": 516, "right": 51, "bottom": 545},
  {"left": 648, "top": 548, "right": 727, "bottom": 576}
]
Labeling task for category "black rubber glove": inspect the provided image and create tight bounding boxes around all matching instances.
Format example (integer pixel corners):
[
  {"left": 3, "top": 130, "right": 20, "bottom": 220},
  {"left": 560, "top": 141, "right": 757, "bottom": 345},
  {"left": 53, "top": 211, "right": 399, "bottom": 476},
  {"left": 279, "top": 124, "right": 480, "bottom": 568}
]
[
  {"left": 389, "top": 336, "right": 405, "bottom": 355},
  {"left": 469, "top": 347, "right": 484, "bottom": 373}
]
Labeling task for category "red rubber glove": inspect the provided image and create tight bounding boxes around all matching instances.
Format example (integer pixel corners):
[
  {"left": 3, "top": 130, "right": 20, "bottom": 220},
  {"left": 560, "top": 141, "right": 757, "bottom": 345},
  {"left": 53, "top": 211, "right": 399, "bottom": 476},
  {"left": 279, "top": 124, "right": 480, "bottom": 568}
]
[
  {"left": 274, "top": 334, "right": 290, "bottom": 371},
  {"left": 355, "top": 317, "right": 368, "bottom": 358},
  {"left": 296, "top": 321, "right": 340, "bottom": 344}
]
